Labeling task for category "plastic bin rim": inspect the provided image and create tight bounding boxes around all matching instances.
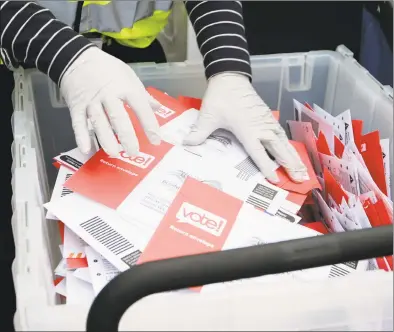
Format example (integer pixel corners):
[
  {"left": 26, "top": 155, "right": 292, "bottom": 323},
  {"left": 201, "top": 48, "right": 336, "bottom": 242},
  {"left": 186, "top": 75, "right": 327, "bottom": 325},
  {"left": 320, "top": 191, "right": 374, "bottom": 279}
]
[{"left": 126, "top": 49, "right": 344, "bottom": 69}]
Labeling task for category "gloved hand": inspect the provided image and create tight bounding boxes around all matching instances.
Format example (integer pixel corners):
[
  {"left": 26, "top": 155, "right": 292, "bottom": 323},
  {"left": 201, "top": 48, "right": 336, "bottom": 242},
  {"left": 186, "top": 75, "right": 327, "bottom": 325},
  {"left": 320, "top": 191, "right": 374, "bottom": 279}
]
[
  {"left": 60, "top": 47, "right": 161, "bottom": 157},
  {"left": 183, "top": 73, "right": 308, "bottom": 183}
]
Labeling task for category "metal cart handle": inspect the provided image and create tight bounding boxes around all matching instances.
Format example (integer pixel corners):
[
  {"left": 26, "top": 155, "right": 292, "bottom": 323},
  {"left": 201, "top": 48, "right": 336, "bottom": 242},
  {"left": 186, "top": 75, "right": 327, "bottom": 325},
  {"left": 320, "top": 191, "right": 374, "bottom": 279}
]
[{"left": 86, "top": 225, "right": 393, "bottom": 332}]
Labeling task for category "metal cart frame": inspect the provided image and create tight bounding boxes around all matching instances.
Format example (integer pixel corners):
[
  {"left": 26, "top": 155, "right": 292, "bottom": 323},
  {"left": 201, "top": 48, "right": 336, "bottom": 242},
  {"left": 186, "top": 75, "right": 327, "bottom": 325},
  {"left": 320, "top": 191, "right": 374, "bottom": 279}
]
[{"left": 86, "top": 225, "right": 393, "bottom": 332}]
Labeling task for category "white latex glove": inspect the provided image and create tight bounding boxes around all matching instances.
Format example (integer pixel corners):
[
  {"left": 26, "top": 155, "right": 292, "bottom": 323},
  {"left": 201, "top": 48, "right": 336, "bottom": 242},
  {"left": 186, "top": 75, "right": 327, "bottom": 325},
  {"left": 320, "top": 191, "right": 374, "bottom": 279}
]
[
  {"left": 60, "top": 47, "right": 161, "bottom": 157},
  {"left": 183, "top": 73, "right": 308, "bottom": 183}
]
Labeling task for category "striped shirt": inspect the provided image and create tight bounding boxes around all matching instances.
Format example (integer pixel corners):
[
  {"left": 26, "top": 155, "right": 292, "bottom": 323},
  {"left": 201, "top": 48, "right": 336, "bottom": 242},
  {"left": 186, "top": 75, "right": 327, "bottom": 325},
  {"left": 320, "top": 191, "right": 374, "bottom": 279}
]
[
  {"left": 0, "top": 1, "right": 252, "bottom": 85},
  {"left": 185, "top": 1, "right": 251, "bottom": 80}
]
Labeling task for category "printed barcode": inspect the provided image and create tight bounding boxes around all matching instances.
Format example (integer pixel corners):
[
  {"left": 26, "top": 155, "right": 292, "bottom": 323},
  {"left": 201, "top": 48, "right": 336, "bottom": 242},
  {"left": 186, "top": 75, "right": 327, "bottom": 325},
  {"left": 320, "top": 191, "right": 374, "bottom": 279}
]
[
  {"left": 61, "top": 175, "right": 73, "bottom": 197},
  {"left": 103, "top": 258, "right": 116, "bottom": 270},
  {"left": 328, "top": 264, "right": 351, "bottom": 278},
  {"left": 343, "top": 261, "right": 358, "bottom": 269},
  {"left": 80, "top": 216, "right": 135, "bottom": 256},
  {"left": 121, "top": 250, "right": 142, "bottom": 267},
  {"left": 252, "top": 184, "right": 278, "bottom": 200},
  {"left": 235, "top": 157, "right": 259, "bottom": 181},
  {"left": 61, "top": 188, "right": 73, "bottom": 197},
  {"left": 246, "top": 196, "right": 269, "bottom": 210}
]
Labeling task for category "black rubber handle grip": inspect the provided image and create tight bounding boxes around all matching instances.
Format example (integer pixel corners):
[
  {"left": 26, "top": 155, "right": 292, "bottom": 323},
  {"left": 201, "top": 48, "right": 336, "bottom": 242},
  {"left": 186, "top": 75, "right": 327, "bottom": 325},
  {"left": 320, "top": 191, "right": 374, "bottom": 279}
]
[{"left": 86, "top": 225, "right": 393, "bottom": 332}]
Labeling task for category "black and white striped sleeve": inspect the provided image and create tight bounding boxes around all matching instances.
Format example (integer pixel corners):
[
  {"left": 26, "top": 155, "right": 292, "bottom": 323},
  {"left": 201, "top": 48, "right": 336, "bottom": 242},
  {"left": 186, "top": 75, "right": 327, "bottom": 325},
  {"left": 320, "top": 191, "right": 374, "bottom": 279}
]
[
  {"left": 185, "top": 1, "right": 252, "bottom": 80},
  {"left": 0, "top": 1, "right": 95, "bottom": 85}
]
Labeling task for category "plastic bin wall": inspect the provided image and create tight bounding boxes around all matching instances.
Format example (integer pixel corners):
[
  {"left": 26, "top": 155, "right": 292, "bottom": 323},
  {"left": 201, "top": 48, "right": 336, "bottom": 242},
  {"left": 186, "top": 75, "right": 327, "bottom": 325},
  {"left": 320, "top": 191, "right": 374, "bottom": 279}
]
[
  {"left": 11, "top": 47, "right": 393, "bottom": 331},
  {"left": 26, "top": 46, "right": 393, "bottom": 195}
]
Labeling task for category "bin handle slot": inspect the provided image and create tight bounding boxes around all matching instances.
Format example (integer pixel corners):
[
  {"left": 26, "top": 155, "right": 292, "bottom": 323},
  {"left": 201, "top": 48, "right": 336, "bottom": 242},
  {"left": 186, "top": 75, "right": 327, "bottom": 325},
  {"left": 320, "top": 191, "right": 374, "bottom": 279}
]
[
  {"left": 285, "top": 55, "right": 313, "bottom": 91},
  {"left": 86, "top": 225, "right": 393, "bottom": 332}
]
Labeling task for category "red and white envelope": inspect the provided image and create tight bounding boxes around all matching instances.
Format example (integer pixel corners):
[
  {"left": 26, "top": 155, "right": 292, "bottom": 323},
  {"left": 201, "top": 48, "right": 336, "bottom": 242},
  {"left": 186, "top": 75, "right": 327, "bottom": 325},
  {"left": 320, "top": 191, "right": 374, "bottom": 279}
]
[{"left": 139, "top": 177, "right": 368, "bottom": 292}]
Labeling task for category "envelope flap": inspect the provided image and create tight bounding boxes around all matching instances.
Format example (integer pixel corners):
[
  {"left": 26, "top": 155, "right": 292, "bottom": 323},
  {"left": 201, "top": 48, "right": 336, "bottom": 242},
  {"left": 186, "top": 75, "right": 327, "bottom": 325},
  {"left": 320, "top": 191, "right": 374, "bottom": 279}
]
[
  {"left": 316, "top": 132, "right": 332, "bottom": 156},
  {"left": 323, "top": 167, "right": 349, "bottom": 205},
  {"left": 177, "top": 95, "right": 202, "bottom": 110}
]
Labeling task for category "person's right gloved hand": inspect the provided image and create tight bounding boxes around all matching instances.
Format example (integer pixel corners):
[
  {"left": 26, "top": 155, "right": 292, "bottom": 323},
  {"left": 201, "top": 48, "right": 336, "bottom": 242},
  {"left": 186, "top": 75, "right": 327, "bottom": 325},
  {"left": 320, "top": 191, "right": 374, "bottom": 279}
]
[
  {"left": 60, "top": 47, "right": 161, "bottom": 157},
  {"left": 183, "top": 73, "right": 308, "bottom": 183}
]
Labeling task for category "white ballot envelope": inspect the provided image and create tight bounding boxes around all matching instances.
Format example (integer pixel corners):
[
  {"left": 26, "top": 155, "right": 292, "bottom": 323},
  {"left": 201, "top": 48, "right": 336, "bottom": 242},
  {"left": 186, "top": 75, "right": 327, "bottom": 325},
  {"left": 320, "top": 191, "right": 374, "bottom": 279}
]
[
  {"left": 293, "top": 99, "right": 335, "bottom": 151},
  {"left": 288, "top": 120, "right": 322, "bottom": 176},
  {"left": 66, "top": 271, "right": 95, "bottom": 305},
  {"left": 46, "top": 166, "right": 74, "bottom": 220},
  {"left": 63, "top": 225, "right": 87, "bottom": 259},
  {"left": 85, "top": 246, "right": 120, "bottom": 295},
  {"left": 336, "top": 109, "right": 354, "bottom": 144},
  {"left": 54, "top": 258, "right": 67, "bottom": 277},
  {"left": 314, "top": 103, "right": 346, "bottom": 144},
  {"left": 45, "top": 194, "right": 145, "bottom": 272},
  {"left": 116, "top": 147, "right": 288, "bottom": 244},
  {"left": 313, "top": 191, "right": 345, "bottom": 233},
  {"left": 53, "top": 147, "right": 95, "bottom": 172},
  {"left": 202, "top": 205, "right": 368, "bottom": 293},
  {"left": 73, "top": 267, "right": 92, "bottom": 284},
  {"left": 54, "top": 277, "right": 67, "bottom": 297}
]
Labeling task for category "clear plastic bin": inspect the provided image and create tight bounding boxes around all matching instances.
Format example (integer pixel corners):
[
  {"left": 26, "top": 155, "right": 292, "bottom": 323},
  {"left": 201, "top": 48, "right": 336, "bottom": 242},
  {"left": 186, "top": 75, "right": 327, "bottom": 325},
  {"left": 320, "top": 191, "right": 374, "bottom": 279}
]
[{"left": 11, "top": 45, "right": 393, "bottom": 331}]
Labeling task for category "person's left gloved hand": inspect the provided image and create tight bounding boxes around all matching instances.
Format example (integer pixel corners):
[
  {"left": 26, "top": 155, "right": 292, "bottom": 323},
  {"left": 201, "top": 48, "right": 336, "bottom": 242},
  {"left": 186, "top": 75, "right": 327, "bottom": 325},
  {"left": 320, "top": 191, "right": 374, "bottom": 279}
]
[{"left": 183, "top": 73, "right": 308, "bottom": 184}]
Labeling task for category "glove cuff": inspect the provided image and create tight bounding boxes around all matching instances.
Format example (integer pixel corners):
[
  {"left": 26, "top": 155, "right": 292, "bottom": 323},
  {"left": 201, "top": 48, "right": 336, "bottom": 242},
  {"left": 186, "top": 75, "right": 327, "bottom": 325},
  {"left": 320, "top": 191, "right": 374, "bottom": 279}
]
[
  {"left": 60, "top": 46, "right": 101, "bottom": 87},
  {"left": 207, "top": 72, "right": 252, "bottom": 88},
  {"left": 208, "top": 72, "right": 252, "bottom": 83}
]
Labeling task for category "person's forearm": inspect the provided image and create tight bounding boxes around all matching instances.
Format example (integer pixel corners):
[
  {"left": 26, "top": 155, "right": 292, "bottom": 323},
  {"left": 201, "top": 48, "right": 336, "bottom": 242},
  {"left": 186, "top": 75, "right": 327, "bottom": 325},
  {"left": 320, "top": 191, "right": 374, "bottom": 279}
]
[
  {"left": 185, "top": 1, "right": 252, "bottom": 80},
  {"left": 0, "top": 1, "right": 94, "bottom": 85}
]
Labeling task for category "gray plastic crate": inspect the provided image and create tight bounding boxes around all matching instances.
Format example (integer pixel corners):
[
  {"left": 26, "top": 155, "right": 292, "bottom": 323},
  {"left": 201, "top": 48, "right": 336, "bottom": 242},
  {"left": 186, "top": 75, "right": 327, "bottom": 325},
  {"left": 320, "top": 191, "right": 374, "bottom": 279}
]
[{"left": 11, "top": 45, "right": 393, "bottom": 331}]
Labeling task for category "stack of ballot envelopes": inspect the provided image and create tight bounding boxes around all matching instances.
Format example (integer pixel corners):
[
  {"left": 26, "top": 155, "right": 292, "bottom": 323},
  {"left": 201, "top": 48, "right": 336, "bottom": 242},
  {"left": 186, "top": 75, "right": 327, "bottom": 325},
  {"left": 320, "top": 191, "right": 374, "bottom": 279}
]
[{"left": 45, "top": 88, "right": 393, "bottom": 304}]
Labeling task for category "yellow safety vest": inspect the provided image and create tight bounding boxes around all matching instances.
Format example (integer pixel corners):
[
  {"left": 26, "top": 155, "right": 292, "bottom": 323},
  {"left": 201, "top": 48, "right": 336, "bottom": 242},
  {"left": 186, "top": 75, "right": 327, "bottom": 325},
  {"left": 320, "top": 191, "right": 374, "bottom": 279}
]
[
  {"left": 42, "top": 0, "right": 173, "bottom": 48},
  {"left": 0, "top": 0, "right": 172, "bottom": 65}
]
